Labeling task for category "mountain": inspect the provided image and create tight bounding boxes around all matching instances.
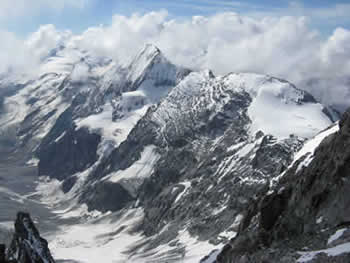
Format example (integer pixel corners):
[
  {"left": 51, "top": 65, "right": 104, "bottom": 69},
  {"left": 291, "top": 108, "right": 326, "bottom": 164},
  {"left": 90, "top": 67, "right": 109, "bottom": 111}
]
[
  {"left": 215, "top": 109, "right": 350, "bottom": 263},
  {"left": 0, "top": 43, "right": 345, "bottom": 262},
  {"left": 2, "top": 212, "right": 55, "bottom": 263}
]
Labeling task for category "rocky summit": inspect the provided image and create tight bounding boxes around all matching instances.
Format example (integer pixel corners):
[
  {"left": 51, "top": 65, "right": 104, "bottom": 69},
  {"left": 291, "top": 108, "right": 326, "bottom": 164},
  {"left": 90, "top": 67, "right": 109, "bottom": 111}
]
[
  {"left": 1, "top": 212, "right": 54, "bottom": 263},
  {"left": 215, "top": 108, "right": 350, "bottom": 263},
  {"left": 0, "top": 43, "right": 348, "bottom": 262}
]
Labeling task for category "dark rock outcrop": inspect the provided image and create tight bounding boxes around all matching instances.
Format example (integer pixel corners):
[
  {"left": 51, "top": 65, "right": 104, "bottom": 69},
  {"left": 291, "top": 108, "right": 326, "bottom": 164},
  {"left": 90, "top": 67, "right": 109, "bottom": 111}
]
[
  {"left": 0, "top": 244, "right": 5, "bottom": 263},
  {"left": 215, "top": 108, "right": 350, "bottom": 262},
  {"left": 5, "top": 212, "right": 55, "bottom": 263},
  {"left": 38, "top": 126, "right": 101, "bottom": 180}
]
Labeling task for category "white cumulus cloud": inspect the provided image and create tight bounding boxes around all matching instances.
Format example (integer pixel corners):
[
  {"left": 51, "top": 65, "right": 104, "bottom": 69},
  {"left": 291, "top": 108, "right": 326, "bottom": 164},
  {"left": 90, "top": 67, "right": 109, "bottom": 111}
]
[
  {"left": 26, "top": 24, "right": 72, "bottom": 59},
  {"left": 0, "top": 24, "right": 71, "bottom": 77},
  {"left": 1, "top": 11, "right": 350, "bottom": 110},
  {"left": 70, "top": 63, "right": 90, "bottom": 83}
]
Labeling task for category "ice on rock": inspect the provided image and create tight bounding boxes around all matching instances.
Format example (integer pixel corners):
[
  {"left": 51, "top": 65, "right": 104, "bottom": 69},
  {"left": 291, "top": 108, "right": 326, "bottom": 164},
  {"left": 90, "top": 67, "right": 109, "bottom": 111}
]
[{"left": 224, "top": 73, "right": 333, "bottom": 139}]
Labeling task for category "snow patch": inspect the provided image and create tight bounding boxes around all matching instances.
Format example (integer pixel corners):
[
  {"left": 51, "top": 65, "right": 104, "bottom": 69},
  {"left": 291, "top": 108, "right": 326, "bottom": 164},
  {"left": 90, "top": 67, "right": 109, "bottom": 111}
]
[
  {"left": 328, "top": 228, "right": 348, "bottom": 245},
  {"left": 105, "top": 145, "right": 160, "bottom": 183},
  {"left": 26, "top": 158, "right": 39, "bottom": 166},
  {"left": 176, "top": 229, "right": 220, "bottom": 263},
  {"left": 293, "top": 123, "right": 339, "bottom": 170},
  {"left": 201, "top": 249, "right": 222, "bottom": 263},
  {"left": 0, "top": 221, "right": 14, "bottom": 230},
  {"left": 224, "top": 73, "right": 333, "bottom": 139},
  {"left": 76, "top": 103, "right": 148, "bottom": 147},
  {"left": 54, "top": 131, "right": 66, "bottom": 143},
  {"left": 174, "top": 181, "right": 192, "bottom": 203},
  {"left": 0, "top": 186, "right": 27, "bottom": 204},
  {"left": 271, "top": 122, "right": 339, "bottom": 186},
  {"left": 316, "top": 216, "right": 323, "bottom": 224},
  {"left": 297, "top": 242, "right": 350, "bottom": 262},
  {"left": 219, "top": 229, "right": 237, "bottom": 240},
  {"left": 227, "top": 141, "right": 246, "bottom": 152},
  {"left": 212, "top": 205, "right": 228, "bottom": 216},
  {"left": 34, "top": 177, "right": 65, "bottom": 207},
  {"left": 236, "top": 142, "right": 255, "bottom": 158},
  {"left": 53, "top": 204, "right": 104, "bottom": 220},
  {"left": 49, "top": 209, "right": 145, "bottom": 263}
]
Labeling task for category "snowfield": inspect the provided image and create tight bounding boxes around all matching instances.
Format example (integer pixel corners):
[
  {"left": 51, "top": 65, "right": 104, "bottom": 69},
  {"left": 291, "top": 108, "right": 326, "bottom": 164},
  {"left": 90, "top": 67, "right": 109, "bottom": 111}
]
[
  {"left": 224, "top": 73, "right": 333, "bottom": 139},
  {"left": 297, "top": 242, "right": 350, "bottom": 262}
]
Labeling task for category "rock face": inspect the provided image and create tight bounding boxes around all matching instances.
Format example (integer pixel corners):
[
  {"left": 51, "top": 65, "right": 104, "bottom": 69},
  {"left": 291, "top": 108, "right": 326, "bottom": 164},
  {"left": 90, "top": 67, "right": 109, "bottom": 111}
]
[
  {"left": 38, "top": 125, "right": 101, "bottom": 180},
  {"left": 5, "top": 212, "right": 55, "bottom": 263},
  {"left": 0, "top": 244, "right": 5, "bottom": 263},
  {"left": 215, "top": 108, "right": 350, "bottom": 262},
  {"left": 79, "top": 71, "right": 329, "bottom": 249}
]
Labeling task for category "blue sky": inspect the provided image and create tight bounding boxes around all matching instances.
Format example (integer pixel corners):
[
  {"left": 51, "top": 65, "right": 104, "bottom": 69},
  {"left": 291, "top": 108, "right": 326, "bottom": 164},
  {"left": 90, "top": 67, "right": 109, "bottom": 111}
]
[{"left": 1, "top": 0, "right": 350, "bottom": 36}]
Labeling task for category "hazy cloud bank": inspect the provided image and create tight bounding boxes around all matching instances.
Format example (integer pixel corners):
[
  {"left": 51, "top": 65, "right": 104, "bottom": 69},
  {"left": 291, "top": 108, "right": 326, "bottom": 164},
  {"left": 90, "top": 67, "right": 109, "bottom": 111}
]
[{"left": 2, "top": 11, "right": 350, "bottom": 110}]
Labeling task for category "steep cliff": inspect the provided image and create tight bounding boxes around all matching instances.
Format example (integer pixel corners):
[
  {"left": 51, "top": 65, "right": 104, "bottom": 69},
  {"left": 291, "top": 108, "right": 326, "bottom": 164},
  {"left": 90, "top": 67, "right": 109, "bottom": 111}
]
[
  {"left": 215, "top": 108, "right": 350, "bottom": 262},
  {"left": 4, "top": 212, "right": 55, "bottom": 263}
]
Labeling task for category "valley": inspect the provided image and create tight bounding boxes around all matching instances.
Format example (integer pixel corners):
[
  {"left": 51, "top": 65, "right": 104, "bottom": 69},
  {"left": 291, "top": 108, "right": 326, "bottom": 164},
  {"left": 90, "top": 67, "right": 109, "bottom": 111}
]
[{"left": 0, "top": 44, "right": 349, "bottom": 263}]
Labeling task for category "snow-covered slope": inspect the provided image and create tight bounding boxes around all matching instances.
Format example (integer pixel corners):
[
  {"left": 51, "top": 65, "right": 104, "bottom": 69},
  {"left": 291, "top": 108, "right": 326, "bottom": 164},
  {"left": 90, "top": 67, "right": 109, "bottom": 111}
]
[
  {"left": 0, "top": 47, "right": 103, "bottom": 155},
  {"left": 0, "top": 43, "right": 189, "bottom": 161},
  {"left": 214, "top": 108, "right": 350, "bottom": 263},
  {"left": 223, "top": 73, "right": 332, "bottom": 139},
  {"left": 151, "top": 71, "right": 333, "bottom": 143},
  {"left": 73, "top": 44, "right": 189, "bottom": 155},
  {"left": 292, "top": 122, "right": 339, "bottom": 173}
]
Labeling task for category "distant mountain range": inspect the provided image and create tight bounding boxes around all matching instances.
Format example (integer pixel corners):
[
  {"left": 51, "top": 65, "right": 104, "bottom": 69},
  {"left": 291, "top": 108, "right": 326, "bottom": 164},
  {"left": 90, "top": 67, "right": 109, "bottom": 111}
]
[{"left": 0, "top": 43, "right": 349, "bottom": 263}]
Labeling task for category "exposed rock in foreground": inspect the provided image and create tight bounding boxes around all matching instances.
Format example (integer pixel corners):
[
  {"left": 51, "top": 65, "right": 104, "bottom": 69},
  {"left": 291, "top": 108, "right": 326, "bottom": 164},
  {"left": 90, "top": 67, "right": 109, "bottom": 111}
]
[
  {"left": 214, "top": 108, "right": 350, "bottom": 262},
  {"left": 3, "top": 212, "right": 55, "bottom": 263}
]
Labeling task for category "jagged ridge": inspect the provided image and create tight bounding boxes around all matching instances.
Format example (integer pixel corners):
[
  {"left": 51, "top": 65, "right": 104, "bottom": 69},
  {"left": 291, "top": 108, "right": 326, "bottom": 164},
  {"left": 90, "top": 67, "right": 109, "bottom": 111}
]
[
  {"left": 215, "top": 108, "right": 350, "bottom": 262},
  {"left": 2, "top": 212, "right": 55, "bottom": 263}
]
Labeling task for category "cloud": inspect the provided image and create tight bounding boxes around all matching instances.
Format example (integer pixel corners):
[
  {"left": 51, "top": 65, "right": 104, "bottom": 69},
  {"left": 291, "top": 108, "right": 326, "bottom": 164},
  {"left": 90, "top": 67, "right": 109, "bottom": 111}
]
[
  {"left": 70, "top": 63, "right": 90, "bottom": 83},
  {"left": 70, "top": 11, "right": 169, "bottom": 64},
  {"left": 67, "top": 11, "right": 350, "bottom": 108},
  {"left": 0, "top": 24, "right": 71, "bottom": 78},
  {"left": 0, "top": 0, "right": 89, "bottom": 20},
  {"left": 26, "top": 24, "right": 71, "bottom": 59},
  {"left": 288, "top": 1, "right": 350, "bottom": 20},
  {"left": 1, "top": 11, "right": 350, "bottom": 110},
  {"left": 306, "top": 28, "right": 350, "bottom": 111},
  {"left": 0, "top": 31, "right": 30, "bottom": 74}
]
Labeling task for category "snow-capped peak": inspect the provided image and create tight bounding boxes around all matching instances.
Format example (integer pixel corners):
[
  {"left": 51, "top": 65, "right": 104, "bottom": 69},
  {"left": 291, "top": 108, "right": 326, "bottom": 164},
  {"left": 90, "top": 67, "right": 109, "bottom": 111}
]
[
  {"left": 223, "top": 73, "right": 334, "bottom": 139},
  {"left": 134, "top": 43, "right": 161, "bottom": 62},
  {"left": 149, "top": 70, "right": 335, "bottom": 140},
  {"left": 127, "top": 44, "right": 165, "bottom": 84},
  {"left": 202, "top": 69, "right": 215, "bottom": 79},
  {"left": 126, "top": 44, "right": 190, "bottom": 97}
]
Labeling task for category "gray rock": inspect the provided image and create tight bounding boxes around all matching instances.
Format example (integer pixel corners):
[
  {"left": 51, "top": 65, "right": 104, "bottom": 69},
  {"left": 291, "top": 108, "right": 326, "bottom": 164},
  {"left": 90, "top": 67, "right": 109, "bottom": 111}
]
[
  {"left": 6, "top": 212, "right": 55, "bottom": 263},
  {"left": 215, "top": 108, "right": 350, "bottom": 263}
]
